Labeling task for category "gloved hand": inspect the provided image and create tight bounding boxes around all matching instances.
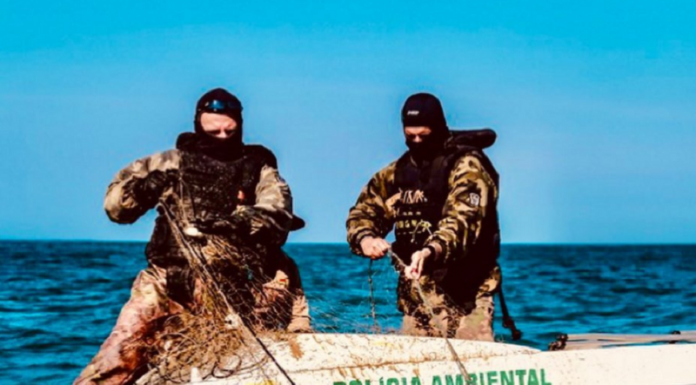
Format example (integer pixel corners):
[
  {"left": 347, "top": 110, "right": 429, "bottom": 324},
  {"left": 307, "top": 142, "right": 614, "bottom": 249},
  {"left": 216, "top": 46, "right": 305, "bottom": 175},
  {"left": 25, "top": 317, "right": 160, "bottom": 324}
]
[
  {"left": 193, "top": 215, "right": 250, "bottom": 236},
  {"left": 132, "top": 170, "right": 174, "bottom": 208}
]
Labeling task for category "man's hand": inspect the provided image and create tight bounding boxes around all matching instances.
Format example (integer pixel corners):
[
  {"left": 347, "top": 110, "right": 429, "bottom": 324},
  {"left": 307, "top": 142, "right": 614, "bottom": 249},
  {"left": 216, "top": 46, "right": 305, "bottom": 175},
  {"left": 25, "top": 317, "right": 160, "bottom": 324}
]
[
  {"left": 360, "top": 236, "right": 390, "bottom": 260},
  {"left": 193, "top": 215, "right": 249, "bottom": 236},
  {"left": 405, "top": 247, "right": 433, "bottom": 280},
  {"left": 132, "top": 170, "right": 174, "bottom": 207}
]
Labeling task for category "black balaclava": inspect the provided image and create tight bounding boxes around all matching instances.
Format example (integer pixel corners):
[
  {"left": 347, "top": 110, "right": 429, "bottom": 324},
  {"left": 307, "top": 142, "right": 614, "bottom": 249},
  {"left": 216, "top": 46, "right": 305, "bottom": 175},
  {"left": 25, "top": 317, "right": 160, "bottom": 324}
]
[
  {"left": 401, "top": 93, "right": 449, "bottom": 162},
  {"left": 178, "top": 88, "right": 245, "bottom": 162}
]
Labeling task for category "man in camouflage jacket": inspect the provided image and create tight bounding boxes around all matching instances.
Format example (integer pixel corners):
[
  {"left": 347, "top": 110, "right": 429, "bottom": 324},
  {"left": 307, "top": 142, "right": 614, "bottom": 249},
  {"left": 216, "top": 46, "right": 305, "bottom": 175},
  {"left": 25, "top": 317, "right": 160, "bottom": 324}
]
[
  {"left": 75, "top": 88, "right": 310, "bottom": 385},
  {"left": 346, "top": 93, "right": 501, "bottom": 341}
]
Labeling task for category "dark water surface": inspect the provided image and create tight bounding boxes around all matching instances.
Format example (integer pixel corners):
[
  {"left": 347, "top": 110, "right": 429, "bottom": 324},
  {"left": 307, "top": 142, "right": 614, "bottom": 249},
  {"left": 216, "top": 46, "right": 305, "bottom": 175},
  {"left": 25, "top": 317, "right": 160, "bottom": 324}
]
[{"left": 1, "top": 241, "right": 695, "bottom": 384}]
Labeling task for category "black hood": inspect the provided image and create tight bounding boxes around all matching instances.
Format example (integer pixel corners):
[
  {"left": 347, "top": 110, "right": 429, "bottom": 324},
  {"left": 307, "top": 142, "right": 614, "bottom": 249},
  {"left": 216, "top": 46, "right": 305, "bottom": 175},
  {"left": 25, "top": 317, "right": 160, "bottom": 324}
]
[
  {"left": 187, "top": 88, "right": 245, "bottom": 161},
  {"left": 401, "top": 93, "right": 448, "bottom": 133},
  {"left": 194, "top": 88, "right": 243, "bottom": 134},
  {"left": 401, "top": 93, "right": 449, "bottom": 161}
]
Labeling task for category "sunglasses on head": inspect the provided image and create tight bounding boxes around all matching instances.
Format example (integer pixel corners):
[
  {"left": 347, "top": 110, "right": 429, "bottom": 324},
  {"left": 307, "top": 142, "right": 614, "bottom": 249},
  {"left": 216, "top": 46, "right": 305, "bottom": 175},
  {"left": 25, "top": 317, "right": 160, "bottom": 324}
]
[{"left": 200, "top": 99, "right": 242, "bottom": 114}]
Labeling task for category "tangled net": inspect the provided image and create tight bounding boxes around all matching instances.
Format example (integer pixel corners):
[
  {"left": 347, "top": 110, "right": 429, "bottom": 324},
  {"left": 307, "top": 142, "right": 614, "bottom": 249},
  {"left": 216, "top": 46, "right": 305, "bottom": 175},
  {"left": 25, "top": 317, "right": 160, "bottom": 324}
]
[
  {"left": 136, "top": 195, "right": 300, "bottom": 384},
  {"left": 128, "top": 156, "right": 452, "bottom": 384},
  {"left": 132, "top": 192, "right": 473, "bottom": 385}
]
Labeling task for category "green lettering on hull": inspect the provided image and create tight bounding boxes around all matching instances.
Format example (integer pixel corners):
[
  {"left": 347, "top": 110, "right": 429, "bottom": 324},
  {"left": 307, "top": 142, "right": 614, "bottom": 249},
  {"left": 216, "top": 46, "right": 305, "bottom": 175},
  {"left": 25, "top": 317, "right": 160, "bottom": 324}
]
[{"left": 333, "top": 367, "right": 553, "bottom": 385}]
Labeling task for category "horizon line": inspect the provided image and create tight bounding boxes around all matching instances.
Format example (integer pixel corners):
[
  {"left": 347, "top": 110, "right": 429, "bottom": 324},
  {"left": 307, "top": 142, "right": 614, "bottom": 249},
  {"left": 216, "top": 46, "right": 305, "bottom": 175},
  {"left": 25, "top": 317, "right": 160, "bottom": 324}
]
[{"left": 1, "top": 239, "right": 695, "bottom": 246}]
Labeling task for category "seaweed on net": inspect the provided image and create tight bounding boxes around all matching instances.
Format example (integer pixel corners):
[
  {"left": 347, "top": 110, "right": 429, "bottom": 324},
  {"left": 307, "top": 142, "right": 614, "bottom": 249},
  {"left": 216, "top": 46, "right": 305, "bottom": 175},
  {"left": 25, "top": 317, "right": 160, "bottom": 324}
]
[{"left": 136, "top": 194, "right": 296, "bottom": 384}]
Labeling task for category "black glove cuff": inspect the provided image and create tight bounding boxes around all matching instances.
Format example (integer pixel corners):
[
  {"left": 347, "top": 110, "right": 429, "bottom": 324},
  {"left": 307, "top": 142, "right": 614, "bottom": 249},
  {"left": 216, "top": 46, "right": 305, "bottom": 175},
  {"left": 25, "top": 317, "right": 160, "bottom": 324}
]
[{"left": 425, "top": 245, "right": 438, "bottom": 258}]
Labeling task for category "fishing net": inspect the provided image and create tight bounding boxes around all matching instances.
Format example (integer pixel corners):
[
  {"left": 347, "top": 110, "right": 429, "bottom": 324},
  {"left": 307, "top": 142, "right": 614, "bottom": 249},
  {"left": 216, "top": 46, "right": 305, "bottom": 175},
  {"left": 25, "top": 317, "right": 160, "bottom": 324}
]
[
  {"left": 134, "top": 194, "right": 298, "bottom": 383},
  {"left": 129, "top": 159, "right": 409, "bottom": 384},
  {"left": 132, "top": 154, "right": 478, "bottom": 384},
  {"left": 132, "top": 193, "right": 417, "bottom": 384}
]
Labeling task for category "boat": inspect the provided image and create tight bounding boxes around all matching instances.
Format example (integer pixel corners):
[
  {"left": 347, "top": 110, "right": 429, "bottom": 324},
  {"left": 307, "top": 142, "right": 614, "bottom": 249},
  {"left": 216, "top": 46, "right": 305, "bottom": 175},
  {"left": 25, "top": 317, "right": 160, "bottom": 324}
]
[{"left": 136, "top": 331, "right": 696, "bottom": 385}]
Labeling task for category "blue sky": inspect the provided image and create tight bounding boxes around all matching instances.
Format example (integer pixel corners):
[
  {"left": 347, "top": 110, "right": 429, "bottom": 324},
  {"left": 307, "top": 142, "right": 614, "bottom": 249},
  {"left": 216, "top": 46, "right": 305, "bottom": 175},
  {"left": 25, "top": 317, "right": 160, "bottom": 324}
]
[{"left": 1, "top": 1, "right": 695, "bottom": 243}]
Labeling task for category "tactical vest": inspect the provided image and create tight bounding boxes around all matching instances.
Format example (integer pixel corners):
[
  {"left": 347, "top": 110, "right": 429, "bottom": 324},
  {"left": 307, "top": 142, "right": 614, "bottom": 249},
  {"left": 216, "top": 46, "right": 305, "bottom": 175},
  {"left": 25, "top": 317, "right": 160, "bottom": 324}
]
[
  {"left": 145, "top": 144, "right": 277, "bottom": 304},
  {"left": 390, "top": 130, "right": 501, "bottom": 288},
  {"left": 176, "top": 144, "right": 277, "bottom": 219}
]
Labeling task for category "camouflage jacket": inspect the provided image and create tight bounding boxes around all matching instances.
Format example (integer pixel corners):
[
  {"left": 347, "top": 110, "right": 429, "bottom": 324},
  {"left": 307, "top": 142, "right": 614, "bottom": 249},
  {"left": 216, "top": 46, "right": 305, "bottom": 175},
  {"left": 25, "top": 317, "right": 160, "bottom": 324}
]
[
  {"left": 346, "top": 152, "right": 501, "bottom": 308},
  {"left": 104, "top": 149, "right": 295, "bottom": 247}
]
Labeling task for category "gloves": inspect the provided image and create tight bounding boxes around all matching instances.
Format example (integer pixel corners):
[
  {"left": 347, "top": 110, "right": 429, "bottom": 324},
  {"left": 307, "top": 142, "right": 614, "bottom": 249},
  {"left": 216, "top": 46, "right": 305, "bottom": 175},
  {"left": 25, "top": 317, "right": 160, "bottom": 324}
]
[
  {"left": 132, "top": 170, "right": 174, "bottom": 208},
  {"left": 193, "top": 215, "right": 250, "bottom": 236}
]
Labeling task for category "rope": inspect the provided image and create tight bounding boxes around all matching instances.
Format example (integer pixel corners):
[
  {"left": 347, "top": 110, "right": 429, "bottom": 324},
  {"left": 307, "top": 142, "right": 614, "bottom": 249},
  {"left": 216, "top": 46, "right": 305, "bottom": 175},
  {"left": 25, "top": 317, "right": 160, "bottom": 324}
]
[
  {"left": 243, "top": 323, "right": 297, "bottom": 385},
  {"left": 367, "top": 259, "right": 380, "bottom": 332},
  {"left": 388, "top": 248, "right": 471, "bottom": 382}
]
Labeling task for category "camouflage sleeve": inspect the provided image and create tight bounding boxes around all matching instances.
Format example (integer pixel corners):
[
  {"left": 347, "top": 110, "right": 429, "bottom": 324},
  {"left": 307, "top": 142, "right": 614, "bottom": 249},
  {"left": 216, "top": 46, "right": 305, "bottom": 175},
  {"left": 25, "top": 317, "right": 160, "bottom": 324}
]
[
  {"left": 235, "top": 165, "right": 294, "bottom": 246},
  {"left": 425, "top": 154, "right": 497, "bottom": 264},
  {"left": 346, "top": 162, "right": 398, "bottom": 255},
  {"left": 103, "top": 150, "right": 180, "bottom": 224}
]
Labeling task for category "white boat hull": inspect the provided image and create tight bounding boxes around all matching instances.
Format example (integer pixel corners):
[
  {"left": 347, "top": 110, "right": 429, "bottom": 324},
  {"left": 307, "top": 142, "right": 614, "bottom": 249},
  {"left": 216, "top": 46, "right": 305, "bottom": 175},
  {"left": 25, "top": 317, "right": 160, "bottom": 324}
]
[{"left": 138, "top": 333, "right": 696, "bottom": 385}]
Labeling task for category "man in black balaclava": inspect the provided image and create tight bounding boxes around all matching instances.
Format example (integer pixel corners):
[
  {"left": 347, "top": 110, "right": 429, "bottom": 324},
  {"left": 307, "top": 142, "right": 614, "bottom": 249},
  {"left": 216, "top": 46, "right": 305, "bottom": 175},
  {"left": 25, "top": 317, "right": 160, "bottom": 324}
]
[
  {"left": 401, "top": 92, "right": 450, "bottom": 162},
  {"left": 346, "top": 93, "right": 507, "bottom": 341},
  {"left": 185, "top": 87, "right": 245, "bottom": 161},
  {"left": 75, "top": 88, "right": 311, "bottom": 385}
]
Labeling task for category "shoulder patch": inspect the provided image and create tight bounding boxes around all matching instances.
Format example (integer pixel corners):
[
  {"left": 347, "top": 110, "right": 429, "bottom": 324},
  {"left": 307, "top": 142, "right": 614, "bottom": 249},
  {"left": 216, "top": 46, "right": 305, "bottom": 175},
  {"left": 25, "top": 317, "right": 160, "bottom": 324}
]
[{"left": 467, "top": 192, "right": 481, "bottom": 207}]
